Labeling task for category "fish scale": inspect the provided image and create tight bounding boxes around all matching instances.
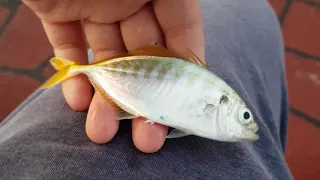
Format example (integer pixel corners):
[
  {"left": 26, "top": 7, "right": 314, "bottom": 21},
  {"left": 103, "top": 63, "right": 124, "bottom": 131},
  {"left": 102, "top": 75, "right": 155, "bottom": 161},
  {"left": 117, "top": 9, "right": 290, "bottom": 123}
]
[
  {"left": 102, "top": 58, "right": 187, "bottom": 82},
  {"left": 90, "top": 59, "right": 204, "bottom": 120}
]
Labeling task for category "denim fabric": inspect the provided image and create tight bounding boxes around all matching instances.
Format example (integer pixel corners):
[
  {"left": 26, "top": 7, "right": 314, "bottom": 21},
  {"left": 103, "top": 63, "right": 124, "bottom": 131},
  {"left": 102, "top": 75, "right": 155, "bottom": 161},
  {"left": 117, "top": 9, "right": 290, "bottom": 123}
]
[{"left": 0, "top": 0, "right": 292, "bottom": 179}]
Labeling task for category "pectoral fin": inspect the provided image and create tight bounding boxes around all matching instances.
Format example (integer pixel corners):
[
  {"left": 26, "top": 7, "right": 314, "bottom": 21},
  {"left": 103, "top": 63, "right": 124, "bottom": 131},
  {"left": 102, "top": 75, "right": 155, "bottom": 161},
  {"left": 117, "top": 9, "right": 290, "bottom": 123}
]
[
  {"left": 166, "top": 129, "right": 192, "bottom": 138},
  {"left": 203, "top": 104, "right": 216, "bottom": 115},
  {"left": 91, "top": 81, "right": 138, "bottom": 120}
]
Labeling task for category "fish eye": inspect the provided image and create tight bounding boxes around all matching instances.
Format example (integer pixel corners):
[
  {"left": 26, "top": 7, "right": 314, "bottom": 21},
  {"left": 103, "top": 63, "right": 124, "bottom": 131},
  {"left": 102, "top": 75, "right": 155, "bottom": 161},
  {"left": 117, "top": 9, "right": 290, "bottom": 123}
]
[{"left": 238, "top": 108, "right": 252, "bottom": 124}]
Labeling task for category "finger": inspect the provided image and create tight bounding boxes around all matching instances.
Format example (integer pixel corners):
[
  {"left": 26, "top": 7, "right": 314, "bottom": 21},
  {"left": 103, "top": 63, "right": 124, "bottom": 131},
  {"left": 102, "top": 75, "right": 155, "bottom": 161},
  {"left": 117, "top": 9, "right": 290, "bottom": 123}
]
[
  {"left": 83, "top": 21, "right": 126, "bottom": 60},
  {"left": 153, "top": 0, "right": 205, "bottom": 62},
  {"left": 42, "top": 21, "right": 93, "bottom": 111},
  {"left": 132, "top": 118, "right": 168, "bottom": 153},
  {"left": 120, "top": 5, "right": 165, "bottom": 49},
  {"left": 120, "top": 4, "right": 168, "bottom": 153},
  {"left": 83, "top": 20, "right": 127, "bottom": 144},
  {"left": 85, "top": 92, "right": 120, "bottom": 144}
]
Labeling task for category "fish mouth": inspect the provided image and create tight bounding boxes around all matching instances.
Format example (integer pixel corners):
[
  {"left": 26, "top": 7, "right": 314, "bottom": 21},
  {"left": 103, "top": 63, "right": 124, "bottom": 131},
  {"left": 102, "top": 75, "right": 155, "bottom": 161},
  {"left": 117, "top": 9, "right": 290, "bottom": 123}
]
[
  {"left": 240, "top": 122, "right": 259, "bottom": 141},
  {"left": 247, "top": 122, "right": 259, "bottom": 133}
]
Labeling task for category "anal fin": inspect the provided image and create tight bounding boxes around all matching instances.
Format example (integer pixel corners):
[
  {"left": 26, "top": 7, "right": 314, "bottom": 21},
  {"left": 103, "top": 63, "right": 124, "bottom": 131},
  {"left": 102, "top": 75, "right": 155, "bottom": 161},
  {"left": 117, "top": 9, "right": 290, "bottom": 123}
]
[
  {"left": 166, "top": 129, "right": 192, "bottom": 139},
  {"left": 91, "top": 81, "right": 138, "bottom": 120},
  {"left": 144, "top": 119, "right": 156, "bottom": 125}
]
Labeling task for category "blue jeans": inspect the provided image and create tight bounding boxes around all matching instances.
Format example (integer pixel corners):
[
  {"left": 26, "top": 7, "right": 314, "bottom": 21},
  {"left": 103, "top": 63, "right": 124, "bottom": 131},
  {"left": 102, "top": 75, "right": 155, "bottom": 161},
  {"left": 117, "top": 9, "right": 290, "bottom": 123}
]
[{"left": 0, "top": 0, "right": 292, "bottom": 179}]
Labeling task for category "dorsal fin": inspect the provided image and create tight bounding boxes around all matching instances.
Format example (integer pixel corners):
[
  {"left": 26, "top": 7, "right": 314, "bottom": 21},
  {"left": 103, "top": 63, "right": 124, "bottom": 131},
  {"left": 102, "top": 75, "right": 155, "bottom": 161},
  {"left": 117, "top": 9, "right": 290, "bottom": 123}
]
[
  {"left": 92, "top": 45, "right": 176, "bottom": 65},
  {"left": 128, "top": 46, "right": 177, "bottom": 57},
  {"left": 92, "top": 45, "right": 207, "bottom": 69},
  {"left": 134, "top": 46, "right": 208, "bottom": 69},
  {"left": 184, "top": 48, "right": 207, "bottom": 69}
]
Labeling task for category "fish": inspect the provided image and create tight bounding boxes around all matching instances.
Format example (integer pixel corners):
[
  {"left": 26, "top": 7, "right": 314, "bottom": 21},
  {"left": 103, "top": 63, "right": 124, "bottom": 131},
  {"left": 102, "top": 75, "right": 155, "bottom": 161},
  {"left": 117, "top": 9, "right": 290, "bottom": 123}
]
[{"left": 41, "top": 46, "right": 259, "bottom": 142}]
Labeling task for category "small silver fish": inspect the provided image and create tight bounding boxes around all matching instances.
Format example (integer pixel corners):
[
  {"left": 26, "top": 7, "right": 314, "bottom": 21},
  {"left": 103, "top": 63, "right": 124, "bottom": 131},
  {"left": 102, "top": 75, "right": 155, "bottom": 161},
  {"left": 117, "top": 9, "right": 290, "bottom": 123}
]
[{"left": 42, "top": 46, "right": 259, "bottom": 142}]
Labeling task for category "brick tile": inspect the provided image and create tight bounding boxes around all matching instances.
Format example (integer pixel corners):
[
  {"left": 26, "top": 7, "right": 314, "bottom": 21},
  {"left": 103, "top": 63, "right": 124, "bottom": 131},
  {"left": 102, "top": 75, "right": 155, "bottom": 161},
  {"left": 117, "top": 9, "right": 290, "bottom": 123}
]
[
  {"left": 0, "top": 0, "right": 20, "bottom": 5},
  {"left": 268, "top": 0, "right": 286, "bottom": 16},
  {"left": 283, "top": 1, "right": 320, "bottom": 57},
  {"left": 286, "top": 53, "right": 320, "bottom": 120},
  {"left": 0, "top": 5, "right": 53, "bottom": 70},
  {"left": 305, "top": 0, "right": 320, "bottom": 4},
  {"left": 0, "top": 7, "right": 10, "bottom": 28},
  {"left": 0, "top": 72, "right": 40, "bottom": 121},
  {"left": 285, "top": 114, "right": 320, "bottom": 180},
  {"left": 42, "top": 65, "right": 55, "bottom": 79}
]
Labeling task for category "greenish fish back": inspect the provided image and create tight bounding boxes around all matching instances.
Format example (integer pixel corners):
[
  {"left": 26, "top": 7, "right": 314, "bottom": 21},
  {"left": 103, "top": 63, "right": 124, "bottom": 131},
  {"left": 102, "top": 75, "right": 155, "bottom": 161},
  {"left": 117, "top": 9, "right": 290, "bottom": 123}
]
[{"left": 100, "top": 56, "right": 191, "bottom": 80}]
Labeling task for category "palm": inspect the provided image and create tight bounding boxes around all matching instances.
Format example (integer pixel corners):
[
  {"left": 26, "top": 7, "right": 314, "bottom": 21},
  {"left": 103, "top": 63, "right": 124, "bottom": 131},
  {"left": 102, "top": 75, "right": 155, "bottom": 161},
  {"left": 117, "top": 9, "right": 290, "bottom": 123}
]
[{"left": 22, "top": 0, "right": 204, "bottom": 153}]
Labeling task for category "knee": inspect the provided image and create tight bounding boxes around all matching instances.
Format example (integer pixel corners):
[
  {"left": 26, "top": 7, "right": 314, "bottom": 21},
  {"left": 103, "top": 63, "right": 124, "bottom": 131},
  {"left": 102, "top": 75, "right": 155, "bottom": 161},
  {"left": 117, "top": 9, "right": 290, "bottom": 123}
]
[
  {"left": 201, "top": 0, "right": 280, "bottom": 29},
  {"left": 201, "top": 0, "right": 282, "bottom": 43},
  {"left": 201, "top": 0, "right": 284, "bottom": 63}
]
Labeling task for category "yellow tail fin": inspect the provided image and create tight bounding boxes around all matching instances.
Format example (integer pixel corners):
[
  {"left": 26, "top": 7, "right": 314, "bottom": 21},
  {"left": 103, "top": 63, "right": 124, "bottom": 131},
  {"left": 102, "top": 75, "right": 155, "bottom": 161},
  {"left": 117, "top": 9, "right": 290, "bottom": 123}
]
[
  {"left": 50, "top": 57, "right": 77, "bottom": 71},
  {"left": 41, "top": 57, "right": 79, "bottom": 89}
]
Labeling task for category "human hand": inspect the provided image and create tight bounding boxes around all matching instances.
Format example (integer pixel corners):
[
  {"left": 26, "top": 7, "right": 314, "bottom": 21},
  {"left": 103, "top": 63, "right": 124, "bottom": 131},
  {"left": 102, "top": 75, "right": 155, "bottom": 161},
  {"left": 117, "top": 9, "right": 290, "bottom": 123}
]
[{"left": 22, "top": 0, "right": 205, "bottom": 153}]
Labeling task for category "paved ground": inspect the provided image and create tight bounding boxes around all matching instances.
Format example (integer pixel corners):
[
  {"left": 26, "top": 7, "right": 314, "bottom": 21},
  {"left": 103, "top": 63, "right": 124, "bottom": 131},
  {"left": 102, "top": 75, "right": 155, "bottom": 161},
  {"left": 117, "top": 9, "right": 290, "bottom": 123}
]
[{"left": 0, "top": 0, "right": 319, "bottom": 179}]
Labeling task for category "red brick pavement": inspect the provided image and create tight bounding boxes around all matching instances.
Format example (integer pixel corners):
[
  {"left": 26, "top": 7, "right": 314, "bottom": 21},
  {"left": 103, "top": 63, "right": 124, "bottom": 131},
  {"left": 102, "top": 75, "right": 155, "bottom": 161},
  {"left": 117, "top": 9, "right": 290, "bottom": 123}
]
[
  {"left": 285, "top": 114, "right": 320, "bottom": 179},
  {"left": 283, "top": 1, "right": 320, "bottom": 57},
  {"left": 0, "top": 72, "right": 40, "bottom": 120},
  {"left": 0, "top": 1, "right": 319, "bottom": 179},
  {"left": 0, "top": 7, "right": 9, "bottom": 28},
  {"left": 286, "top": 53, "right": 320, "bottom": 120},
  {"left": 0, "top": 5, "right": 53, "bottom": 70}
]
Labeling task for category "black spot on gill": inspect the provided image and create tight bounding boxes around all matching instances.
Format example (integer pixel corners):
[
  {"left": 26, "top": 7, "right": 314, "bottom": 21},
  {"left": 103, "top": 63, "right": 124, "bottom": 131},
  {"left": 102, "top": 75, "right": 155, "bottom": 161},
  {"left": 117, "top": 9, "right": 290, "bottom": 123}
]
[{"left": 219, "top": 95, "right": 228, "bottom": 104}]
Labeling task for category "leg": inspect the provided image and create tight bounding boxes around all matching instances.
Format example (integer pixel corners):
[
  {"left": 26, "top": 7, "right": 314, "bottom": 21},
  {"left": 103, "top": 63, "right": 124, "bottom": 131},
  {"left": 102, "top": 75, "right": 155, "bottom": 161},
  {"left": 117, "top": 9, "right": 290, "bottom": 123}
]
[{"left": 0, "top": 0, "right": 292, "bottom": 179}]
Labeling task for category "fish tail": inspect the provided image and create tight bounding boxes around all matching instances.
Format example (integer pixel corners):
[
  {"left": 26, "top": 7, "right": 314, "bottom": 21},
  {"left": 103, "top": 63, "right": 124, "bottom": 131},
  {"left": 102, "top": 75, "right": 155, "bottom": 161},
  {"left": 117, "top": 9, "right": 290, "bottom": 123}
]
[
  {"left": 50, "top": 57, "right": 78, "bottom": 71},
  {"left": 41, "top": 57, "right": 81, "bottom": 89}
]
